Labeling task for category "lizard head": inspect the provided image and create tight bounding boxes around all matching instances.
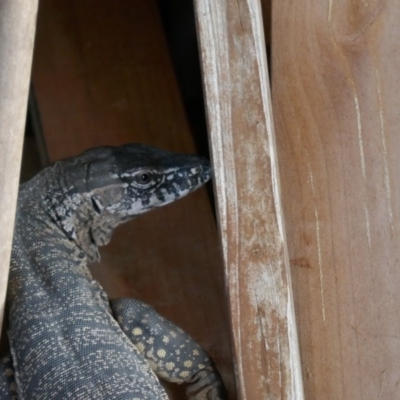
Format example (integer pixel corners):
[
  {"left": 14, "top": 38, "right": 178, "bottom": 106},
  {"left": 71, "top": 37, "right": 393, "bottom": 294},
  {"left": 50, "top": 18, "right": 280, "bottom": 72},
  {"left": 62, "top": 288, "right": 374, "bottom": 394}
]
[
  {"left": 46, "top": 143, "right": 211, "bottom": 261},
  {"left": 83, "top": 143, "right": 211, "bottom": 217}
]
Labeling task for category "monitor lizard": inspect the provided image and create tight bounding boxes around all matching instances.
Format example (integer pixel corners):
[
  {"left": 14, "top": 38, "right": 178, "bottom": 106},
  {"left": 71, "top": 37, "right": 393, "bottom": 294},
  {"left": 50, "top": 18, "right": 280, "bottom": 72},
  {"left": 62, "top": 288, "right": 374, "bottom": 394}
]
[{"left": 0, "top": 143, "right": 226, "bottom": 399}]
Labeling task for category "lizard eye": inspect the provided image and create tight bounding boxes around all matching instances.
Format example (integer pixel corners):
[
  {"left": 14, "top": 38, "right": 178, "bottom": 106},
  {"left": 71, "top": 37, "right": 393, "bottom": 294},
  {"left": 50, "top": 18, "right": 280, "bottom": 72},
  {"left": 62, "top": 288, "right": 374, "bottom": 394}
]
[
  {"left": 130, "top": 170, "right": 155, "bottom": 187},
  {"left": 136, "top": 172, "right": 152, "bottom": 184}
]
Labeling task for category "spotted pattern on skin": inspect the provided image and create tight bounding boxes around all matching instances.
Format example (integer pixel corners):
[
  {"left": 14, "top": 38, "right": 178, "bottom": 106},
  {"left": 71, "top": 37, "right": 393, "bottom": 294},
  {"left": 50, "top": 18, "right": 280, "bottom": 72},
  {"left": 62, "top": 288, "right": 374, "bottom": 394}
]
[
  {"left": 111, "top": 298, "right": 226, "bottom": 399},
  {"left": 0, "top": 357, "right": 18, "bottom": 400},
  {"left": 132, "top": 327, "right": 143, "bottom": 336},
  {"left": 0, "top": 144, "right": 225, "bottom": 399}
]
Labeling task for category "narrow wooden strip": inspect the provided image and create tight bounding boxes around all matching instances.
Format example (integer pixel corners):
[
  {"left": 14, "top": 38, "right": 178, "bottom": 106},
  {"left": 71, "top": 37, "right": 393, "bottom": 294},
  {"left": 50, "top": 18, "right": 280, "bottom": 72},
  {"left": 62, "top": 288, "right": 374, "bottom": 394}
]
[
  {"left": 0, "top": 0, "right": 38, "bottom": 334},
  {"left": 195, "top": 1, "right": 304, "bottom": 398}
]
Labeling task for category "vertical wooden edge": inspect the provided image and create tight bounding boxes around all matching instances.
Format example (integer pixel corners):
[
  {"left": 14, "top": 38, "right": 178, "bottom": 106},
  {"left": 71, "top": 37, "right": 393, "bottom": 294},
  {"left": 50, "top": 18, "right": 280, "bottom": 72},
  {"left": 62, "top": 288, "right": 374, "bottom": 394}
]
[
  {"left": 0, "top": 0, "right": 39, "bottom": 334},
  {"left": 194, "top": 0, "right": 304, "bottom": 398},
  {"left": 255, "top": 3, "right": 305, "bottom": 397}
]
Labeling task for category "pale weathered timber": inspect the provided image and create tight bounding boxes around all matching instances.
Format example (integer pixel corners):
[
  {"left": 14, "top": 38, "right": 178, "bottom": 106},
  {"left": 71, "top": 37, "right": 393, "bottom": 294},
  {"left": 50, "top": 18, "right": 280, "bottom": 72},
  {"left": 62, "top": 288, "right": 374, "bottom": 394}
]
[
  {"left": 272, "top": 1, "right": 400, "bottom": 399},
  {"left": 195, "top": 1, "right": 304, "bottom": 399},
  {"left": 0, "top": 0, "right": 38, "bottom": 334},
  {"left": 31, "top": 1, "right": 236, "bottom": 398}
]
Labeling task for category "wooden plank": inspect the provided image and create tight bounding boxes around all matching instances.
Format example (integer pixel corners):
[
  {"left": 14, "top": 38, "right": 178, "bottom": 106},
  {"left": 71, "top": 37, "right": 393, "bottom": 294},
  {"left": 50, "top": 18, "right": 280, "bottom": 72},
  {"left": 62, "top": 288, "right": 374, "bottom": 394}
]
[
  {"left": 31, "top": 1, "right": 236, "bottom": 398},
  {"left": 0, "top": 0, "right": 38, "bottom": 334},
  {"left": 272, "top": 1, "right": 400, "bottom": 398},
  {"left": 195, "top": 1, "right": 304, "bottom": 398}
]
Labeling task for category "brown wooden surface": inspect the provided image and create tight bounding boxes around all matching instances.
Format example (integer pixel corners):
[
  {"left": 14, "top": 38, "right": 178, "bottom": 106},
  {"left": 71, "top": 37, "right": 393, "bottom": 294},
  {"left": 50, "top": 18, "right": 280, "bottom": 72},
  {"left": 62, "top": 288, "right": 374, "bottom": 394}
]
[
  {"left": 272, "top": 1, "right": 400, "bottom": 399},
  {"left": 195, "top": 1, "right": 303, "bottom": 399},
  {"left": 0, "top": 0, "right": 38, "bottom": 335},
  {"left": 31, "top": 1, "right": 236, "bottom": 398}
]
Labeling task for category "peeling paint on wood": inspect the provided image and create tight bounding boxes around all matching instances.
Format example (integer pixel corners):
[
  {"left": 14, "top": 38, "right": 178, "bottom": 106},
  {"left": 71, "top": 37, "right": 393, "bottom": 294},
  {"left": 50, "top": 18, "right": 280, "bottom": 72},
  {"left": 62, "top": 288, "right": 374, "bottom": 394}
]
[{"left": 195, "top": 1, "right": 304, "bottom": 398}]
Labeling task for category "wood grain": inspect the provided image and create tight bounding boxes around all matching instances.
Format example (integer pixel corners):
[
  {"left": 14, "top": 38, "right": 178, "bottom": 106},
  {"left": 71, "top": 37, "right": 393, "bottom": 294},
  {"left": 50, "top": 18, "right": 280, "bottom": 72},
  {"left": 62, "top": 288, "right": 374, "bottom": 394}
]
[
  {"left": 31, "top": 1, "right": 236, "bottom": 398},
  {"left": 272, "top": 1, "right": 400, "bottom": 398},
  {"left": 195, "top": 1, "right": 304, "bottom": 398},
  {"left": 0, "top": 0, "right": 38, "bottom": 335}
]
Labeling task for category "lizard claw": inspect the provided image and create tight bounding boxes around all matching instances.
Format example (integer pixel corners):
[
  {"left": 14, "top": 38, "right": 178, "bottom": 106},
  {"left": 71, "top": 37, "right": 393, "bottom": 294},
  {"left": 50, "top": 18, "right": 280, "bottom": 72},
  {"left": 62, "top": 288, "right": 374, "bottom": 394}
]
[{"left": 185, "top": 367, "right": 227, "bottom": 400}]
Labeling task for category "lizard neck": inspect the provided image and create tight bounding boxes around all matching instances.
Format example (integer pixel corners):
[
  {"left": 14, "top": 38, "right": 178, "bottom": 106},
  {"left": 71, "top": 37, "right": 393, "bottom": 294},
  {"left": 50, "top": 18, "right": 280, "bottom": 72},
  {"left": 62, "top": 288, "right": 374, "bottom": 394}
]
[{"left": 17, "top": 165, "right": 118, "bottom": 264}]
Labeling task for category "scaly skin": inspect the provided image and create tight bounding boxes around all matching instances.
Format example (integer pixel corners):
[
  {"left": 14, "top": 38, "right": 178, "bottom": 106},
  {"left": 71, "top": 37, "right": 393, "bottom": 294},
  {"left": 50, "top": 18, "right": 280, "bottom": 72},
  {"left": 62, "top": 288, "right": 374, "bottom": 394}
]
[{"left": 0, "top": 144, "right": 226, "bottom": 400}]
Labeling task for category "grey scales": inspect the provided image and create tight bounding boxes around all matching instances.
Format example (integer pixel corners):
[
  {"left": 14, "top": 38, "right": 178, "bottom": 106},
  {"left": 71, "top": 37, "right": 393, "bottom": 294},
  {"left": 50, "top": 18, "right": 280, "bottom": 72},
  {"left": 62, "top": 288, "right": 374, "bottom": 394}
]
[{"left": 0, "top": 144, "right": 227, "bottom": 399}]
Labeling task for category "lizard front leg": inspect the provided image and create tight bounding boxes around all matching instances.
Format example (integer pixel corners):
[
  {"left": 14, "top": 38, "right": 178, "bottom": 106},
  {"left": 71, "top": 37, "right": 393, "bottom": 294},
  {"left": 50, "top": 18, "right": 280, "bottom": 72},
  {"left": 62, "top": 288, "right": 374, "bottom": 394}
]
[{"left": 110, "top": 298, "right": 227, "bottom": 400}]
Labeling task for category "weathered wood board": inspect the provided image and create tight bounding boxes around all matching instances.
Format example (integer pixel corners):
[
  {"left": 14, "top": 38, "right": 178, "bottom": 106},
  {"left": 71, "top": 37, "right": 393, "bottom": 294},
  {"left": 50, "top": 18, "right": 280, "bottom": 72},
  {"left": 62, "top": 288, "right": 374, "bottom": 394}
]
[
  {"left": 0, "top": 0, "right": 38, "bottom": 335},
  {"left": 195, "top": 1, "right": 304, "bottom": 398},
  {"left": 31, "top": 1, "right": 236, "bottom": 398},
  {"left": 272, "top": 1, "right": 400, "bottom": 398}
]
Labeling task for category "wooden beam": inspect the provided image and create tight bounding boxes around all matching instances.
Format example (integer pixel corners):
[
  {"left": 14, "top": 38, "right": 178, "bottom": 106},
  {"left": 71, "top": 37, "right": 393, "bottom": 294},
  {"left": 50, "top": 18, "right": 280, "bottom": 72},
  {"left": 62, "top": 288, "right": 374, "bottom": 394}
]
[
  {"left": 0, "top": 0, "right": 38, "bottom": 334},
  {"left": 272, "top": 1, "right": 400, "bottom": 398},
  {"left": 195, "top": 1, "right": 304, "bottom": 398}
]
